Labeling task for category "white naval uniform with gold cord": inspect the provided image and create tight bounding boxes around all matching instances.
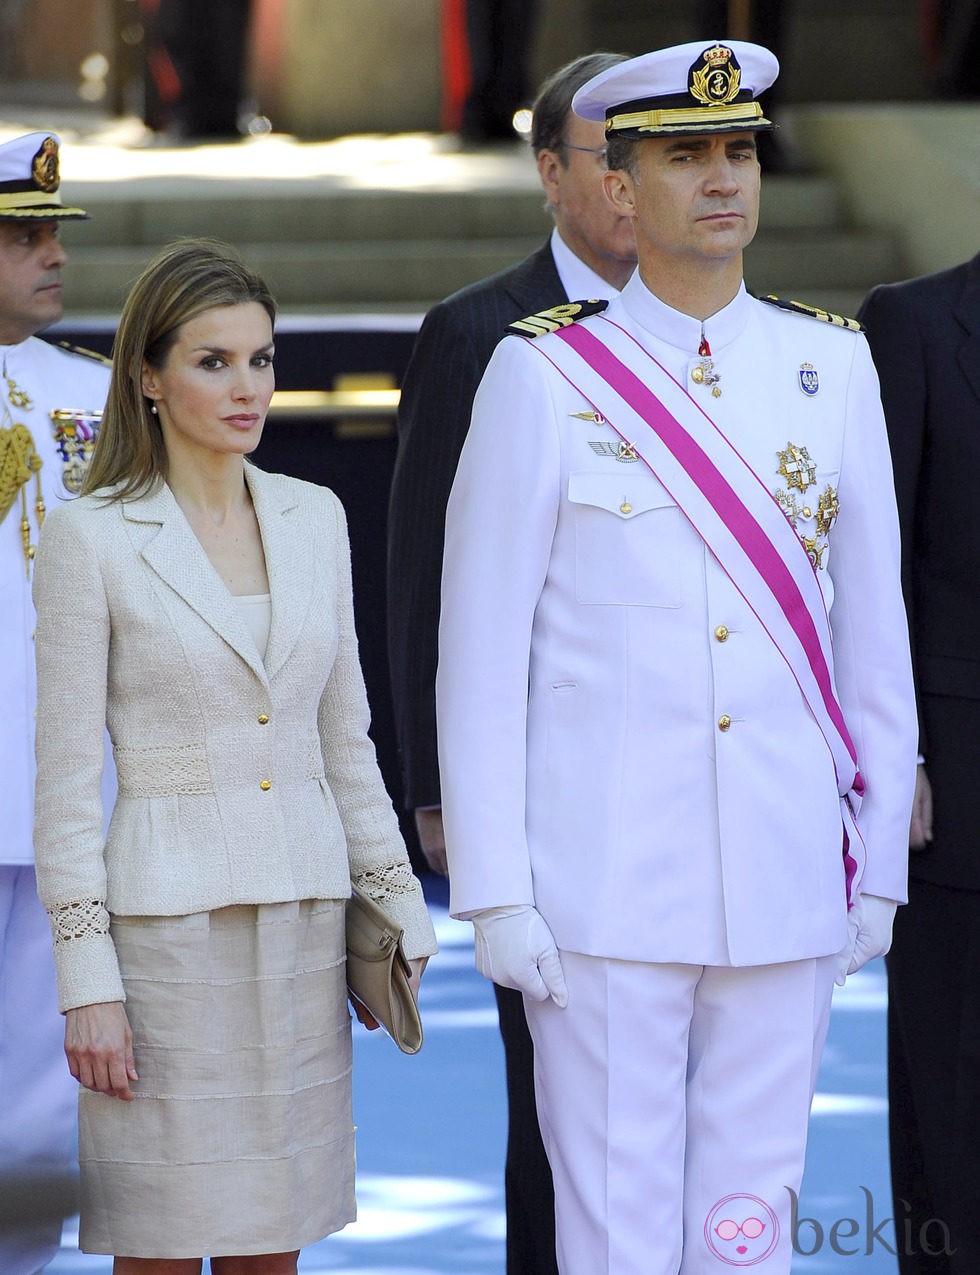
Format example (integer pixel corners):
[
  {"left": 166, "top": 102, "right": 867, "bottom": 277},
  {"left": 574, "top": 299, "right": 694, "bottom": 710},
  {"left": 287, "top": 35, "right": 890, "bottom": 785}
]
[
  {"left": 437, "top": 272, "right": 917, "bottom": 1273},
  {"left": 0, "top": 334, "right": 110, "bottom": 1275}
]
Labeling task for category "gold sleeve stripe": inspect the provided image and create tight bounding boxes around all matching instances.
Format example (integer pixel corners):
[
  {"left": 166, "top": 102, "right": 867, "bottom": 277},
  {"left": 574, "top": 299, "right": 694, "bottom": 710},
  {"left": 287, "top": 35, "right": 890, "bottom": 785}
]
[
  {"left": 506, "top": 299, "right": 609, "bottom": 338},
  {"left": 760, "top": 295, "right": 864, "bottom": 332}
]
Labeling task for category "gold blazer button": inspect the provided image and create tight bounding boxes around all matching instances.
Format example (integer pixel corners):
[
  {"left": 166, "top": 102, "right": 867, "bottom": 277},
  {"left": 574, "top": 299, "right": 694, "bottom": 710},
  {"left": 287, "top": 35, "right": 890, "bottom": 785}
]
[
  {"left": 718, "top": 715, "right": 732, "bottom": 732},
  {"left": 260, "top": 779, "right": 272, "bottom": 791},
  {"left": 257, "top": 713, "right": 270, "bottom": 725},
  {"left": 714, "top": 625, "right": 730, "bottom": 642}
]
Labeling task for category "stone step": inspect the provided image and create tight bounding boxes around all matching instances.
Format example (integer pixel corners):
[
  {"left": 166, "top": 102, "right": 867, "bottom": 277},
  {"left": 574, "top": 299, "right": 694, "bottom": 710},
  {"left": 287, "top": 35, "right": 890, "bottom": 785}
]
[
  {"left": 744, "top": 229, "right": 900, "bottom": 295},
  {"left": 64, "top": 172, "right": 847, "bottom": 249},
  {"left": 62, "top": 224, "right": 900, "bottom": 313},
  {"left": 41, "top": 127, "right": 902, "bottom": 316},
  {"left": 39, "top": 126, "right": 903, "bottom": 315}
]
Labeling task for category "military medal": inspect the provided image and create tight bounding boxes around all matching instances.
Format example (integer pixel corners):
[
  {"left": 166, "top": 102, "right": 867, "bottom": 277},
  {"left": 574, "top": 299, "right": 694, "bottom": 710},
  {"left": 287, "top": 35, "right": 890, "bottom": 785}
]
[
  {"left": 691, "top": 336, "right": 721, "bottom": 398},
  {"left": 774, "top": 444, "right": 840, "bottom": 571},
  {"left": 50, "top": 408, "right": 102, "bottom": 494},
  {"left": 775, "top": 489, "right": 802, "bottom": 522},
  {"left": 815, "top": 484, "right": 840, "bottom": 537},
  {"left": 776, "top": 441, "right": 816, "bottom": 492},
  {"left": 802, "top": 534, "right": 826, "bottom": 570}
]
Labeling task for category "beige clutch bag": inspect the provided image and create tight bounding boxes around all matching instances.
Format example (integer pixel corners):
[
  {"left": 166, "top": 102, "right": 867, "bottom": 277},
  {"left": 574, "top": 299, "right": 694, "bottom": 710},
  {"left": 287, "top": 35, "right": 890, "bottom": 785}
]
[{"left": 345, "top": 884, "right": 423, "bottom": 1055}]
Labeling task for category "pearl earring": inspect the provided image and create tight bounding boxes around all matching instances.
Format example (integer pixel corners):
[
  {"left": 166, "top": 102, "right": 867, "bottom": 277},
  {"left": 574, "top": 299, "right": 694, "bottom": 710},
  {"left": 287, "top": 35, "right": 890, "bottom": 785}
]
[{"left": 150, "top": 403, "right": 158, "bottom": 415}]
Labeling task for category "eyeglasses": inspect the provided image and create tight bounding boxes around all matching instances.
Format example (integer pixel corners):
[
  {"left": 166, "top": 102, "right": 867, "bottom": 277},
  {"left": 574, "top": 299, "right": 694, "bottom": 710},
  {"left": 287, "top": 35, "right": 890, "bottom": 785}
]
[
  {"left": 558, "top": 141, "right": 608, "bottom": 162},
  {"left": 714, "top": 1217, "right": 767, "bottom": 1242}
]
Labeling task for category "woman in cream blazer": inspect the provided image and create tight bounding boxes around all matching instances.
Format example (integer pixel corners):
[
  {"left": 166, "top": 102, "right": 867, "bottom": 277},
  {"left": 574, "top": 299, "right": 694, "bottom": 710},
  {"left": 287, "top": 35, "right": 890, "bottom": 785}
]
[{"left": 32, "top": 239, "right": 436, "bottom": 1273}]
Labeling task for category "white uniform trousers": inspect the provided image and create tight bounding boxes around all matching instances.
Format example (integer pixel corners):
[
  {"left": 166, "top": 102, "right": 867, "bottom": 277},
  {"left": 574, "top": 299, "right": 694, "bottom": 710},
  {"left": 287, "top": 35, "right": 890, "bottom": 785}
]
[
  {"left": 524, "top": 951, "right": 836, "bottom": 1275},
  {"left": 0, "top": 866, "right": 77, "bottom": 1275}
]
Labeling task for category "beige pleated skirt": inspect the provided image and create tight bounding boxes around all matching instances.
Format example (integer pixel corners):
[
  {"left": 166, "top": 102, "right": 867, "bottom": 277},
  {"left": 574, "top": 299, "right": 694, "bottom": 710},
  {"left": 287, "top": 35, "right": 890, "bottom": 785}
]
[{"left": 78, "top": 899, "right": 355, "bottom": 1259}]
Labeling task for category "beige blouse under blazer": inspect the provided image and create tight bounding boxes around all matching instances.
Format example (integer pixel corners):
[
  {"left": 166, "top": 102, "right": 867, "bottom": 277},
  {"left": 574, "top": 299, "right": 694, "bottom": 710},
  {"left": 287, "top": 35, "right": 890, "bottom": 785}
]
[{"left": 33, "top": 464, "right": 435, "bottom": 1012}]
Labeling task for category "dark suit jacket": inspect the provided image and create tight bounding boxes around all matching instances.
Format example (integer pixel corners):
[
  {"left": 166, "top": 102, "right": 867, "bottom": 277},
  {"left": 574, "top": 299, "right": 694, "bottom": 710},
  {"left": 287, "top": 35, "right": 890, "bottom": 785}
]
[
  {"left": 387, "top": 241, "right": 565, "bottom": 809},
  {"left": 859, "top": 252, "right": 980, "bottom": 887}
]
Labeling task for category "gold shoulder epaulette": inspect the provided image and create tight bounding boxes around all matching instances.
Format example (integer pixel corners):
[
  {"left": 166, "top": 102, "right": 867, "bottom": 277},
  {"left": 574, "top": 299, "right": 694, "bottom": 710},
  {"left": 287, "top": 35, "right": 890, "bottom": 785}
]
[
  {"left": 759, "top": 295, "right": 864, "bottom": 333},
  {"left": 506, "top": 298, "right": 609, "bottom": 338},
  {"left": 56, "top": 340, "right": 112, "bottom": 366}
]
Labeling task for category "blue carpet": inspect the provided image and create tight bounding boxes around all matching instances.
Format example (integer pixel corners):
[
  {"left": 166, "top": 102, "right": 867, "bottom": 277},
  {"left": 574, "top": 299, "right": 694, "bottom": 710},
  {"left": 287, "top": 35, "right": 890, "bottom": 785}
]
[{"left": 47, "top": 900, "right": 899, "bottom": 1273}]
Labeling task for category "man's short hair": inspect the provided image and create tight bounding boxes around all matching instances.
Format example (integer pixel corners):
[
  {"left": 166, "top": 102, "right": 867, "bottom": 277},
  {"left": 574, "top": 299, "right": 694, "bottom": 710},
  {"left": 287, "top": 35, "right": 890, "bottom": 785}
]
[
  {"left": 530, "top": 52, "right": 629, "bottom": 158},
  {"left": 605, "top": 134, "right": 640, "bottom": 177}
]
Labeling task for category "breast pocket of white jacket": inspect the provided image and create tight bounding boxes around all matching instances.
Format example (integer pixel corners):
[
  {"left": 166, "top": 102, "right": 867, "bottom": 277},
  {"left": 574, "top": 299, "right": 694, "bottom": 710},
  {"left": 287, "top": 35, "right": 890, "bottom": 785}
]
[{"left": 568, "top": 471, "right": 683, "bottom": 607}]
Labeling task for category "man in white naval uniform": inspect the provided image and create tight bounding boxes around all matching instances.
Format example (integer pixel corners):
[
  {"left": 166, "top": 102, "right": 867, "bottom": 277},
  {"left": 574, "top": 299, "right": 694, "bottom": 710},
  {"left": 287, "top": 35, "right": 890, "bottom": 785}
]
[
  {"left": 437, "top": 42, "right": 917, "bottom": 1275},
  {"left": 0, "top": 133, "right": 111, "bottom": 1273}
]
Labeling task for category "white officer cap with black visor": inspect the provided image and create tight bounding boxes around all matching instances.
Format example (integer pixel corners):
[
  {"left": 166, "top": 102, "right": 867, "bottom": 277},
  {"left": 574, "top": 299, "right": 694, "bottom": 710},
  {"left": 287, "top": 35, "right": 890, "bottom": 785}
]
[
  {"left": 572, "top": 40, "right": 779, "bottom": 139},
  {"left": 0, "top": 131, "right": 89, "bottom": 221}
]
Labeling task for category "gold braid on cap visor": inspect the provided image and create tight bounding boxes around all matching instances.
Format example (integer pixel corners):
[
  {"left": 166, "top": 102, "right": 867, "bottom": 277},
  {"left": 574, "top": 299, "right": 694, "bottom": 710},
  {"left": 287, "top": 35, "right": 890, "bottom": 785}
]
[
  {"left": 0, "top": 187, "right": 61, "bottom": 207},
  {"left": 605, "top": 101, "right": 767, "bottom": 133}
]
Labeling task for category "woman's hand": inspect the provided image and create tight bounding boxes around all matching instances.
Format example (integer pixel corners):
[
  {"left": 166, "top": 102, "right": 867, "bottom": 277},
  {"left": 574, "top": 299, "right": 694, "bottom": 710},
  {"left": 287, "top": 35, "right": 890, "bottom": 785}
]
[
  {"left": 350, "top": 996, "right": 381, "bottom": 1031},
  {"left": 408, "top": 955, "right": 428, "bottom": 1002},
  {"left": 65, "top": 1001, "right": 138, "bottom": 1101}
]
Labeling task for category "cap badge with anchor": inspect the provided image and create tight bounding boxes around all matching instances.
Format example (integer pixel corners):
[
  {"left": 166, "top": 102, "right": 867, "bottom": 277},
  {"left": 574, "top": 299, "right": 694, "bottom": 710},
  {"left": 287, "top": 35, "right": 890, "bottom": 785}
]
[
  {"left": 572, "top": 39, "right": 778, "bottom": 138},
  {"left": 0, "top": 131, "right": 90, "bottom": 221}
]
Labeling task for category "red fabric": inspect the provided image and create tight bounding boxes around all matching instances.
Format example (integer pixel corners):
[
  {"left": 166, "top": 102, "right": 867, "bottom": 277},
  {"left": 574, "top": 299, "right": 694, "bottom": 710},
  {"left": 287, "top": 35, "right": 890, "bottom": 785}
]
[
  {"left": 919, "top": 0, "right": 941, "bottom": 73},
  {"left": 441, "top": 0, "right": 471, "bottom": 132},
  {"left": 140, "top": 0, "right": 181, "bottom": 107}
]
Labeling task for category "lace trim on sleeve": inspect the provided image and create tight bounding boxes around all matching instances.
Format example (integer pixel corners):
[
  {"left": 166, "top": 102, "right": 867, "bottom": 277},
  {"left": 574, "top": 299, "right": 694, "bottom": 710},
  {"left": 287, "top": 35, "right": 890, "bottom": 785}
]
[
  {"left": 47, "top": 899, "right": 111, "bottom": 945},
  {"left": 352, "top": 862, "right": 416, "bottom": 905}
]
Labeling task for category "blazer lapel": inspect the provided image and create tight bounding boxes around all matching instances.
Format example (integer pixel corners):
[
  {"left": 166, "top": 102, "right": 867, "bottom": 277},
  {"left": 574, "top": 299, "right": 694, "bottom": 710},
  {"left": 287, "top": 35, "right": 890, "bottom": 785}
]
[
  {"left": 245, "top": 465, "right": 314, "bottom": 682},
  {"left": 124, "top": 480, "right": 269, "bottom": 684},
  {"left": 954, "top": 252, "right": 980, "bottom": 410}
]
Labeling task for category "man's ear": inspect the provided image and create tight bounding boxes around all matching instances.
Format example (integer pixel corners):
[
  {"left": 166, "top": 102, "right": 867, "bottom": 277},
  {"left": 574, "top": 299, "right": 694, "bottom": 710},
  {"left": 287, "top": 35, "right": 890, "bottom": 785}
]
[
  {"left": 537, "top": 148, "right": 563, "bottom": 209},
  {"left": 603, "top": 167, "right": 636, "bottom": 218}
]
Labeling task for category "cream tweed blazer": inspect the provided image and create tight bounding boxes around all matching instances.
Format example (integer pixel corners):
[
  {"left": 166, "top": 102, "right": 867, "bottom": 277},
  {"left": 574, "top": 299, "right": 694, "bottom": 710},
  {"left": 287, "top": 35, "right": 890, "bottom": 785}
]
[{"left": 33, "top": 464, "right": 435, "bottom": 1011}]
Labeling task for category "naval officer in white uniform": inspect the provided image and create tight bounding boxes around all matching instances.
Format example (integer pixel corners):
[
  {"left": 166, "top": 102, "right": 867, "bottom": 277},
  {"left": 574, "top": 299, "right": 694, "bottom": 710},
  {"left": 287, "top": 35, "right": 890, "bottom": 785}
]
[
  {"left": 436, "top": 42, "right": 917, "bottom": 1274},
  {"left": 0, "top": 132, "right": 111, "bottom": 1273}
]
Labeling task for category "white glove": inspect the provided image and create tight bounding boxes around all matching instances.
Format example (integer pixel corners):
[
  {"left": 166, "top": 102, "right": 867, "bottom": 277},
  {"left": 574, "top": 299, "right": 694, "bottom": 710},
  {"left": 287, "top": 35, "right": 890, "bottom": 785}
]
[
  {"left": 834, "top": 894, "right": 898, "bottom": 986},
  {"left": 471, "top": 905, "right": 568, "bottom": 1007}
]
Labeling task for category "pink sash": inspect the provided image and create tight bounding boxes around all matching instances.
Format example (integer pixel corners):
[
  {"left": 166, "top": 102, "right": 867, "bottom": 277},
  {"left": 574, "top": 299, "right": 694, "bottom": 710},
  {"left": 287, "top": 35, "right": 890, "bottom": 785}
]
[{"left": 527, "top": 314, "right": 865, "bottom": 901}]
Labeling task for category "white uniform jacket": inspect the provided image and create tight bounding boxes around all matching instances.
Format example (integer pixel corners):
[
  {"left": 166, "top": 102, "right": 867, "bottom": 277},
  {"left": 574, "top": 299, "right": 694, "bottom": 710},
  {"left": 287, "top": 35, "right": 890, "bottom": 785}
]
[
  {"left": 2, "top": 335, "right": 111, "bottom": 866},
  {"left": 437, "top": 275, "right": 917, "bottom": 967},
  {"left": 33, "top": 464, "right": 436, "bottom": 1011}
]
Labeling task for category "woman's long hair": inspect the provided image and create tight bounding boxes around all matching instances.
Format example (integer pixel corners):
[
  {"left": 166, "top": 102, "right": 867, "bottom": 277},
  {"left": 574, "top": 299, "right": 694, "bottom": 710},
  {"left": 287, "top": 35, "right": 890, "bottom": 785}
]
[{"left": 83, "top": 238, "right": 277, "bottom": 500}]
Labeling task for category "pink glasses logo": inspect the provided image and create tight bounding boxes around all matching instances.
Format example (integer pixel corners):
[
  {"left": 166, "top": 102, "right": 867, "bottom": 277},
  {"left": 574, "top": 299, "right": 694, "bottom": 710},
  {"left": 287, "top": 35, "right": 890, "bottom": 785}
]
[{"left": 705, "top": 1194, "right": 780, "bottom": 1266}]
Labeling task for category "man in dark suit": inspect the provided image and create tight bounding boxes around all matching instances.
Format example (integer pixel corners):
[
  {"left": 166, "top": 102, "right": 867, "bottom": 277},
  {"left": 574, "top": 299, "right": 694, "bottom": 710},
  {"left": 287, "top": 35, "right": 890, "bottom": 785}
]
[
  {"left": 859, "top": 252, "right": 980, "bottom": 1273},
  {"left": 460, "top": 0, "right": 541, "bottom": 143},
  {"left": 386, "top": 51, "right": 636, "bottom": 1274},
  {"left": 154, "top": 0, "right": 253, "bottom": 139}
]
